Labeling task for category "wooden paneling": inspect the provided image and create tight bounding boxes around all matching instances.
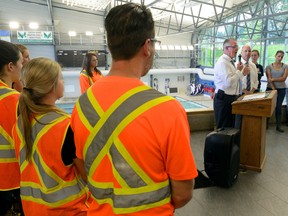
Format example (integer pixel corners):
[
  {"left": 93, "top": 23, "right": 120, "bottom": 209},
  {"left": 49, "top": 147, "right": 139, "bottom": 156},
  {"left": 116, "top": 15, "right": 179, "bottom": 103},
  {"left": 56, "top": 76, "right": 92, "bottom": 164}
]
[{"left": 232, "top": 90, "right": 277, "bottom": 172}]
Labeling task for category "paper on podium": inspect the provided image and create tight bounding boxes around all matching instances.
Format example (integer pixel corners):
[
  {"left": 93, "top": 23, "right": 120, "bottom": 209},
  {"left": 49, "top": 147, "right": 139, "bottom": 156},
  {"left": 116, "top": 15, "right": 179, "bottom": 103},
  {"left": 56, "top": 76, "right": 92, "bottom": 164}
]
[{"left": 242, "top": 93, "right": 266, "bottom": 101}]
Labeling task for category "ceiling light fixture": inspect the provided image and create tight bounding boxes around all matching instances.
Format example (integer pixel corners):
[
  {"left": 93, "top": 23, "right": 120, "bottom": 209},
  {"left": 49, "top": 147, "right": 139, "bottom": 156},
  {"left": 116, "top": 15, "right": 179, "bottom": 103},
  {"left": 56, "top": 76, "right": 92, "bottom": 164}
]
[
  {"left": 29, "top": 22, "right": 39, "bottom": 29},
  {"left": 187, "top": 45, "right": 194, "bottom": 50},
  {"left": 9, "top": 21, "right": 19, "bottom": 29},
  {"left": 68, "top": 31, "right": 77, "bottom": 36},
  {"left": 86, "top": 31, "right": 93, "bottom": 36},
  {"left": 62, "top": 0, "right": 110, "bottom": 11},
  {"left": 181, "top": 45, "right": 188, "bottom": 50},
  {"left": 161, "top": 45, "right": 168, "bottom": 50}
]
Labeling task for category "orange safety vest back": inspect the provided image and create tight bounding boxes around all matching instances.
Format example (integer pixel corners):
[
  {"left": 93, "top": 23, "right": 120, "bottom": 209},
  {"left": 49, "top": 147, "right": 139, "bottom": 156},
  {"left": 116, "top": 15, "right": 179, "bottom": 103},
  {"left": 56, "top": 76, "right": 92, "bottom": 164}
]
[
  {"left": 14, "top": 111, "right": 89, "bottom": 215},
  {"left": 76, "top": 85, "right": 175, "bottom": 214},
  {"left": 0, "top": 83, "right": 20, "bottom": 190}
]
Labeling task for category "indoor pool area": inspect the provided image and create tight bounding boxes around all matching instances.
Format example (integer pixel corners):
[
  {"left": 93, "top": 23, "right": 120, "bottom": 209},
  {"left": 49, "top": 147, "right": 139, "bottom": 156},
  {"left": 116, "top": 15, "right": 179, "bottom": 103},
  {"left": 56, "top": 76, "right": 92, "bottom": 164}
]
[
  {"left": 56, "top": 94, "right": 215, "bottom": 132},
  {"left": 174, "top": 96, "right": 208, "bottom": 109},
  {"left": 56, "top": 94, "right": 213, "bottom": 114},
  {"left": 56, "top": 101, "right": 75, "bottom": 114}
]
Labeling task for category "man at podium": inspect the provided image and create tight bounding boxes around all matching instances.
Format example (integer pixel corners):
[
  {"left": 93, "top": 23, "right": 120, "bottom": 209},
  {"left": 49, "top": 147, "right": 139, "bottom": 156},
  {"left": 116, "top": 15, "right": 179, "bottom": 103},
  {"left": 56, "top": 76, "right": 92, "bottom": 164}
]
[{"left": 214, "top": 38, "right": 250, "bottom": 129}]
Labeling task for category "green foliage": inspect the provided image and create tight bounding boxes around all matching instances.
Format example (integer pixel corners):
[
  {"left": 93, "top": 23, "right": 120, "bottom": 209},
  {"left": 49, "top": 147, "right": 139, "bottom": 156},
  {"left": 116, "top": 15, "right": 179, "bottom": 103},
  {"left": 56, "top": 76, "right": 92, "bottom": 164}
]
[{"left": 195, "top": 0, "right": 288, "bottom": 68}]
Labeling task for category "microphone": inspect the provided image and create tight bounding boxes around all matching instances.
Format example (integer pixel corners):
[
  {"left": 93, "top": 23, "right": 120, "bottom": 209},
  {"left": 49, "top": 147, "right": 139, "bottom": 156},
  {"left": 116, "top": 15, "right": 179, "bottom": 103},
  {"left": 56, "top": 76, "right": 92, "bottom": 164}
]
[{"left": 238, "top": 54, "right": 242, "bottom": 63}]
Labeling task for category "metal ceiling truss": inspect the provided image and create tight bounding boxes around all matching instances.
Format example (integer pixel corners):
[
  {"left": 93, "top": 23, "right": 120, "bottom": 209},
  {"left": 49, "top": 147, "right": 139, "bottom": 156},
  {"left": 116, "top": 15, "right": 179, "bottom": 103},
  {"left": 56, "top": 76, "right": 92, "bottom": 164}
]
[
  {"left": 14, "top": 0, "right": 287, "bottom": 44},
  {"left": 195, "top": 0, "right": 287, "bottom": 43}
]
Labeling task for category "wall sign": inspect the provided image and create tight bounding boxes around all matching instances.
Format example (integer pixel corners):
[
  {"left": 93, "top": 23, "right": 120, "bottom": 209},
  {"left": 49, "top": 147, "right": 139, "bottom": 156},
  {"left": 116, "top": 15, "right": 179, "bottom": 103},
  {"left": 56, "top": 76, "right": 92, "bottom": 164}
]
[
  {"left": 0, "top": 30, "right": 11, "bottom": 42},
  {"left": 17, "top": 31, "right": 53, "bottom": 44}
]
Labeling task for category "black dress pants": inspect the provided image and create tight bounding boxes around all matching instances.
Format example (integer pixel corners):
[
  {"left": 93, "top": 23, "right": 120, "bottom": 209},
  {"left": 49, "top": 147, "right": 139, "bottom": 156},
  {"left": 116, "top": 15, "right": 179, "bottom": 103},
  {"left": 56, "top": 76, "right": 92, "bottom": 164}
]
[{"left": 214, "top": 90, "right": 238, "bottom": 129}]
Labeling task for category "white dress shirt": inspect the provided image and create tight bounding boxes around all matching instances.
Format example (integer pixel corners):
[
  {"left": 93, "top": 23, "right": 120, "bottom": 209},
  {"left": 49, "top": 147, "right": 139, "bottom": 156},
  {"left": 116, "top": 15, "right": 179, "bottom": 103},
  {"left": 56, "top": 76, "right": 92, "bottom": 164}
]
[
  {"left": 238, "top": 58, "right": 258, "bottom": 91},
  {"left": 214, "top": 54, "right": 244, "bottom": 95}
]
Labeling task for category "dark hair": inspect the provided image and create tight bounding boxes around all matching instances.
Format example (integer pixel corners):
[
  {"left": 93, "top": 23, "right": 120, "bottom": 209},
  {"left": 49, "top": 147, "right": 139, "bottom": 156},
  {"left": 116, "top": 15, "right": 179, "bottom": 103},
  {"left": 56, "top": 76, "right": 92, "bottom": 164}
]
[
  {"left": 105, "top": 3, "right": 154, "bottom": 60},
  {"left": 82, "top": 52, "right": 101, "bottom": 77},
  {"left": 0, "top": 40, "right": 20, "bottom": 75},
  {"left": 251, "top": 50, "right": 260, "bottom": 56},
  {"left": 275, "top": 50, "right": 284, "bottom": 56}
]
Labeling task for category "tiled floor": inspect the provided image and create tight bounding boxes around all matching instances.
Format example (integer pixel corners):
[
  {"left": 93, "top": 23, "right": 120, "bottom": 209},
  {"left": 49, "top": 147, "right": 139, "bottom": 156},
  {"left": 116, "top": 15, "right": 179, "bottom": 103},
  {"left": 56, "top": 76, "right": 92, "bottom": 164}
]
[{"left": 175, "top": 124, "right": 288, "bottom": 216}]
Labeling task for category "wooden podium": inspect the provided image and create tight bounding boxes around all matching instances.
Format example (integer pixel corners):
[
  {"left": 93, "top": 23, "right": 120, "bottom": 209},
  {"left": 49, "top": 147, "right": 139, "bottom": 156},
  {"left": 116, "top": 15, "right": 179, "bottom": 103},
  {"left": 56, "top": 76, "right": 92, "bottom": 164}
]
[{"left": 232, "top": 90, "right": 277, "bottom": 172}]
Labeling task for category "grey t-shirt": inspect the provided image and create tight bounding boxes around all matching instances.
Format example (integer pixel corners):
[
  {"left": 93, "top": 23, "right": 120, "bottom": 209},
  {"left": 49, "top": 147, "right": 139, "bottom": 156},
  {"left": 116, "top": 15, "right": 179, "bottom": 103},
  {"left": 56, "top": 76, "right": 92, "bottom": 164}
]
[{"left": 266, "top": 63, "right": 287, "bottom": 89}]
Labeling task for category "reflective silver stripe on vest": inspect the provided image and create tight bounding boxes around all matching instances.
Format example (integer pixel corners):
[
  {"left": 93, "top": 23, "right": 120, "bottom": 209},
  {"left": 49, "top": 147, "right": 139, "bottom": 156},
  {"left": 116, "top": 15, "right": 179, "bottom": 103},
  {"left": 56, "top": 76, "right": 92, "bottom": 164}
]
[
  {"left": 18, "top": 112, "right": 86, "bottom": 205},
  {"left": 0, "top": 150, "right": 15, "bottom": 158},
  {"left": 81, "top": 87, "right": 172, "bottom": 209},
  {"left": 0, "top": 133, "right": 15, "bottom": 158},
  {"left": 31, "top": 112, "right": 64, "bottom": 140},
  {"left": 84, "top": 89, "right": 165, "bottom": 179},
  {"left": 19, "top": 112, "right": 66, "bottom": 189},
  {"left": 21, "top": 180, "right": 83, "bottom": 203},
  {"left": 110, "top": 143, "right": 146, "bottom": 187},
  {"left": 88, "top": 181, "right": 170, "bottom": 208},
  {"left": 19, "top": 112, "right": 63, "bottom": 169},
  {"left": 0, "top": 133, "right": 9, "bottom": 145},
  {"left": 80, "top": 70, "right": 88, "bottom": 75},
  {"left": 0, "top": 87, "right": 13, "bottom": 96},
  {"left": 0, "top": 88, "right": 17, "bottom": 160},
  {"left": 17, "top": 117, "right": 26, "bottom": 166},
  {"left": 33, "top": 150, "right": 58, "bottom": 188},
  {"left": 79, "top": 92, "right": 100, "bottom": 127},
  {"left": 80, "top": 70, "right": 93, "bottom": 86}
]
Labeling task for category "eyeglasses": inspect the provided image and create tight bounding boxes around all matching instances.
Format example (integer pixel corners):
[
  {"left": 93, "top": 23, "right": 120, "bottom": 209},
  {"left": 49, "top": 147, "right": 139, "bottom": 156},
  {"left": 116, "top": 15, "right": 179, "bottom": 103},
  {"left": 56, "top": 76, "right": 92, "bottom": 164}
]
[
  {"left": 226, "top": 45, "right": 238, "bottom": 49},
  {"left": 150, "top": 38, "right": 161, "bottom": 46}
]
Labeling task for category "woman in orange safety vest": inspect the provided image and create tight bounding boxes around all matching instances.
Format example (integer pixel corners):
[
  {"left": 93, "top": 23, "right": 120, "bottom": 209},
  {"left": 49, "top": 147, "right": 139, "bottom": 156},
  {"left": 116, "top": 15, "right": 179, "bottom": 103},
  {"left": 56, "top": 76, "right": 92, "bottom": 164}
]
[
  {"left": 79, "top": 52, "right": 103, "bottom": 93},
  {"left": 0, "top": 40, "right": 23, "bottom": 215},
  {"left": 12, "top": 57, "right": 94, "bottom": 216}
]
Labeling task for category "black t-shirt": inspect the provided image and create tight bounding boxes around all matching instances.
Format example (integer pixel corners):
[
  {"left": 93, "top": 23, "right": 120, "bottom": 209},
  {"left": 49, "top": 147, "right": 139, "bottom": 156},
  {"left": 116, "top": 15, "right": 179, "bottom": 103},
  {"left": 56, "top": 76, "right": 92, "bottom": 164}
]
[
  {"left": 256, "top": 63, "right": 264, "bottom": 90},
  {"left": 61, "top": 126, "right": 77, "bottom": 166}
]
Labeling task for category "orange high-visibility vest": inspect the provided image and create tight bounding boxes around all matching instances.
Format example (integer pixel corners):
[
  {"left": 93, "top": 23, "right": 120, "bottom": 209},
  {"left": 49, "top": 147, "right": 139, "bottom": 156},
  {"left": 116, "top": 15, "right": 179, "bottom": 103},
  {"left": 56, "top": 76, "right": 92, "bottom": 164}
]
[
  {"left": 74, "top": 86, "right": 174, "bottom": 214},
  {"left": 0, "top": 81, "right": 20, "bottom": 190},
  {"left": 13, "top": 111, "right": 90, "bottom": 216},
  {"left": 80, "top": 69, "right": 103, "bottom": 93}
]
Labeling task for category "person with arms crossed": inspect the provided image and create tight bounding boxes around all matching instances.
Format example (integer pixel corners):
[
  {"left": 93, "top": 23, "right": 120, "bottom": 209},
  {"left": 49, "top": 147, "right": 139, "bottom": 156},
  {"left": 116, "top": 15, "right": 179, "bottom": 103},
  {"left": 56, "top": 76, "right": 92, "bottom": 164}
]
[
  {"left": 79, "top": 52, "right": 103, "bottom": 93},
  {"left": 12, "top": 57, "right": 94, "bottom": 215},
  {"left": 266, "top": 50, "right": 288, "bottom": 132},
  {"left": 214, "top": 38, "right": 250, "bottom": 129},
  {"left": 239, "top": 45, "right": 258, "bottom": 95},
  {"left": 251, "top": 49, "right": 264, "bottom": 92},
  {"left": 0, "top": 40, "right": 23, "bottom": 216},
  {"left": 71, "top": 3, "right": 198, "bottom": 215}
]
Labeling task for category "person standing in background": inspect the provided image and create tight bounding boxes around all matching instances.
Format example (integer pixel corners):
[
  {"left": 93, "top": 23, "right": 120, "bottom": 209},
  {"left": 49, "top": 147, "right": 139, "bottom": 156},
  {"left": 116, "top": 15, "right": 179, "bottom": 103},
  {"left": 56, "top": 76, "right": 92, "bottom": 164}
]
[
  {"left": 266, "top": 50, "right": 288, "bottom": 132},
  {"left": 79, "top": 52, "right": 103, "bottom": 93},
  {"left": 12, "top": 57, "right": 93, "bottom": 215},
  {"left": 285, "top": 75, "right": 288, "bottom": 126},
  {"left": 214, "top": 38, "right": 250, "bottom": 129},
  {"left": 0, "top": 40, "right": 23, "bottom": 216},
  {"left": 12, "top": 44, "right": 30, "bottom": 92},
  {"left": 71, "top": 3, "right": 198, "bottom": 215},
  {"left": 251, "top": 49, "right": 264, "bottom": 92},
  {"left": 239, "top": 45, "right": 258, "bottom": 95}
]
